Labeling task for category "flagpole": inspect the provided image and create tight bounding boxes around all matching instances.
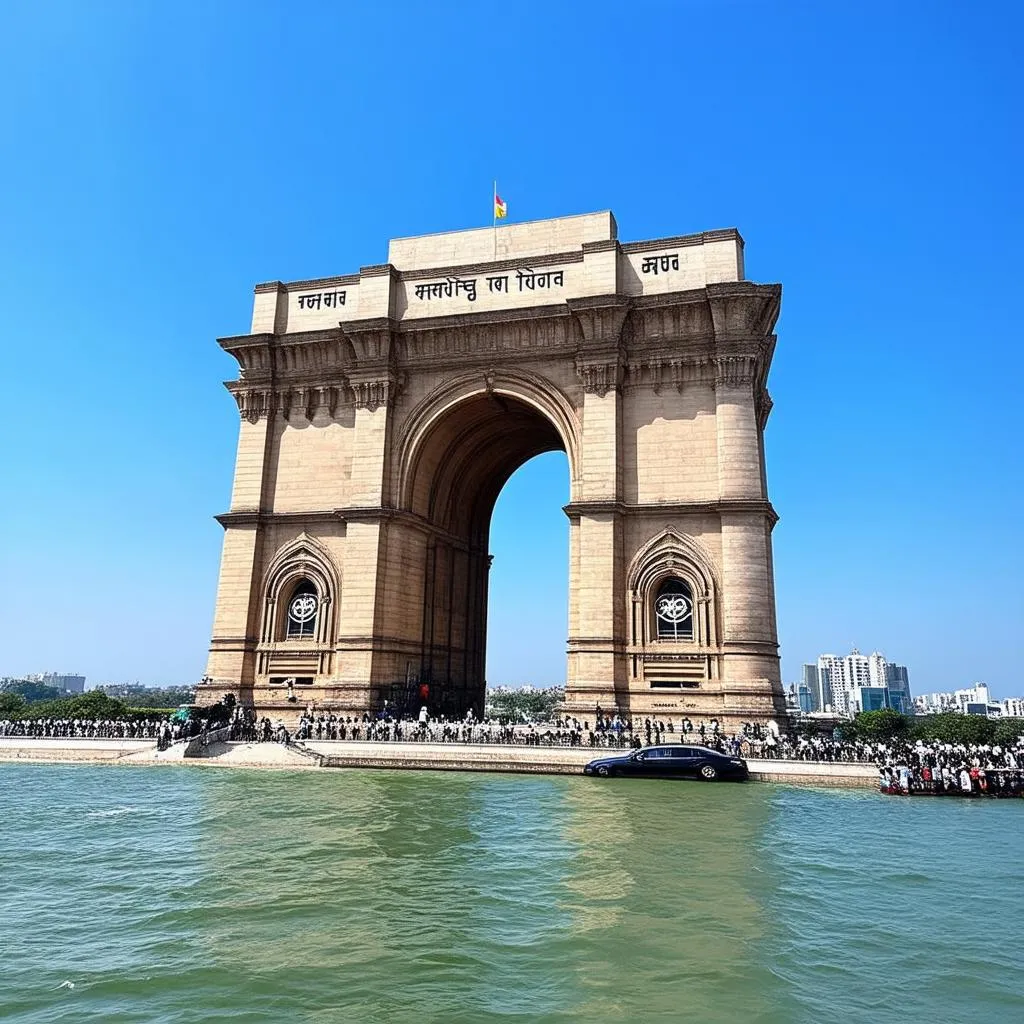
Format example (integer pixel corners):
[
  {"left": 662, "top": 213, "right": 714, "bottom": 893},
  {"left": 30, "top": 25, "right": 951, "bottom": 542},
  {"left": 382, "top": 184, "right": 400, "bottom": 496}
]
[{"left": 493, "top": 179, "right": 497, "bottom": 261}]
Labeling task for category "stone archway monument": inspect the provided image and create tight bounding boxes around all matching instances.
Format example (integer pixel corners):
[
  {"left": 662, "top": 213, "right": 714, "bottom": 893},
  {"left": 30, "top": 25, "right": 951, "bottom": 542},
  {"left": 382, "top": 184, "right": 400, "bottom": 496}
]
[{"left": 200, "top": 212, "right": 786, "bottom": 726}]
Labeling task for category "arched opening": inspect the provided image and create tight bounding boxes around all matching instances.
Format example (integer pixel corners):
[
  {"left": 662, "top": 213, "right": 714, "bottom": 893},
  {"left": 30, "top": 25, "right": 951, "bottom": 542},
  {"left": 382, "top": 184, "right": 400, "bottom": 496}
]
[
  {"left": 486, "top": 451, "right": 570, "bottom": 689},
  {"left": 397, "top": 389, "right": 574, "bottom": 717}
]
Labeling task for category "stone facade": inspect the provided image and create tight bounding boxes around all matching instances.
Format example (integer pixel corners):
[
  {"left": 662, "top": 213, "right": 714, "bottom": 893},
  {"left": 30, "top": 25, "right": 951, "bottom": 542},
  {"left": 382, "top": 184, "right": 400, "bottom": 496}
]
[{"left": 199, "top": 212, "right": 785, "bottom": 727}]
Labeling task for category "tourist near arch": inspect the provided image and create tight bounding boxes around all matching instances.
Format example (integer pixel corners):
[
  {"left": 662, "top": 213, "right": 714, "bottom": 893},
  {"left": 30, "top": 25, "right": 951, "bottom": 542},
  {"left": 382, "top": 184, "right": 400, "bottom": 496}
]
[{"left": 199, "top": 212, "right": 785, "bottom": 727}]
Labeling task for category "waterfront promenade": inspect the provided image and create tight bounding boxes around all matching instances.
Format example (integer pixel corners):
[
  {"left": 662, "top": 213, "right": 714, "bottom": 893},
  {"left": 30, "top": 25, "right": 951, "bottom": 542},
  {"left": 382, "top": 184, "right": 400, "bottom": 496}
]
[{"left": 0, "top": 737, "right": 878, "bottom": 787}]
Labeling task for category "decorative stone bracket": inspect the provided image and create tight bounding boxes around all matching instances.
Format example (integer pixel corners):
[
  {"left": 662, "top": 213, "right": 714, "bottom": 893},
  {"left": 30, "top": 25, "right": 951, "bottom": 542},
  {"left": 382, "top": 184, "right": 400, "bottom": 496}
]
[
  {"left": 569, "top": 296, "right": 631, "bottom": 396},
  {"left": 350, "top": 377, "right": 401, "bottom": 412},
  {"left": 574, "top": 359, "right": 622, "bottom": 397},
  {"left": 342, "top": 317, "right": 402, "bottom": 411}
]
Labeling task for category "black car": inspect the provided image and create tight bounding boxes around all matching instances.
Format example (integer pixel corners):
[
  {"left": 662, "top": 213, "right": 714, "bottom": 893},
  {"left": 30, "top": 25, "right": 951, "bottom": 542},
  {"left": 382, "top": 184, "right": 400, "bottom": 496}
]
[{"left": 583, "top": 744, "right": 748, "bottom": 782}]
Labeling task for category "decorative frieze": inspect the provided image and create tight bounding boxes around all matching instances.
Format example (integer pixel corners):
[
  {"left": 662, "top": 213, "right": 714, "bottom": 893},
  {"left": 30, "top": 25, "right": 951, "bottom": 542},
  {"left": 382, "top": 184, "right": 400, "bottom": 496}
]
[
  {"left": 231, "top": 387, "right": 272, "bottom": 423},
  {"left": 350, "top": 377, "right": 401, "bottom": 412},
  {"left": 713, "top": 355, "right": 759, "bottom": 389},
  {"left": 624, "top": 357, "right": 714, "bottom": 393},
  {"left": 575, "top": 358, "right": 622, "bottom": 397},
  {"left": 229, "top": 384, "right": 349, "bottom": 422}
]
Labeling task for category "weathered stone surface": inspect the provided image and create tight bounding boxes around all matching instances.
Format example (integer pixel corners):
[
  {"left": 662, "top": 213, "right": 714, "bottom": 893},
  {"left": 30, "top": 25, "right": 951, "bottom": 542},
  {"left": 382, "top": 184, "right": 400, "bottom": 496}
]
[{"left": 200, "top": 213, "right": 785, "bottom": 729}]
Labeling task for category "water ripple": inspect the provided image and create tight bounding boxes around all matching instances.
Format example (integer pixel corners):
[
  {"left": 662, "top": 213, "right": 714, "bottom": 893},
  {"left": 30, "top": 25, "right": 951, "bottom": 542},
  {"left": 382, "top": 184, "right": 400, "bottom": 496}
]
[{"left": 0, "top": 766, "right": 1022, "bottom": 1022}]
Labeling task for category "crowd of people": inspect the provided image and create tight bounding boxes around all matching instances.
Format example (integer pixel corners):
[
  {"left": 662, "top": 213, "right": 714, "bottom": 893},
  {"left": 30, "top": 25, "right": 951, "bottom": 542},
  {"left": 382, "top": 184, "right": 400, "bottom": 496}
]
[
  {"left": 0, "top": 716, "right": 173, "bottom": 742},
  {"left": 285, "top": 707, "right": 741, "bottom": 751},
  {"left": 5, "top": 705, "right": 1024, "bottom": 797}
]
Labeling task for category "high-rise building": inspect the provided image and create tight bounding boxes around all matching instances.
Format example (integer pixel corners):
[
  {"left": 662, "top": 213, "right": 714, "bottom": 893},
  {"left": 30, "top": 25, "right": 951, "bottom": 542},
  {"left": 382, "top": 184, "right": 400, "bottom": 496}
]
[
  {"left": 817, "top": 655, "right": 846, "bottom": 714},
  {"left": 885, "top": 664, "right": 913, "bottom": 714},
  {"left": 797, "top": 680, "right": 814, "bottom": 713},
  {"left": 814, "top": 649, "right": 904, "bottom": 718},
  {"left": 801, "top": 663, "right": 828, "bottom": 712}
]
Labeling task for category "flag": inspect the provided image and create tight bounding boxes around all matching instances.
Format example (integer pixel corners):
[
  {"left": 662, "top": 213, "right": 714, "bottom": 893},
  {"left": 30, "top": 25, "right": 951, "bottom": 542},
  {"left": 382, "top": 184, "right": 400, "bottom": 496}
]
[{"left": 494, "top": 192, "right": 507, "bottom": 219}]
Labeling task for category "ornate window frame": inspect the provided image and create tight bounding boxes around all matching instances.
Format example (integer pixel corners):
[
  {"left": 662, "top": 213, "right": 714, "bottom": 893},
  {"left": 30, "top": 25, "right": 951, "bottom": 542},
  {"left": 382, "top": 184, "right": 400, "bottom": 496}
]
[
  {"left": 259, "top": 534, "right": 339, "bottom": 647},
  {"left": 627, "top": 528, "right": 720, "bottom": 650}
]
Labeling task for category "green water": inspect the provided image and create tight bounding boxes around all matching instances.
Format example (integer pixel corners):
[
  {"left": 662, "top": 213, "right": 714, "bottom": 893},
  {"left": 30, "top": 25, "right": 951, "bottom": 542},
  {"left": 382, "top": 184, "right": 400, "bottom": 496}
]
[{"left": 1, "top": 765, "right": 1021, "bottom": 1023}]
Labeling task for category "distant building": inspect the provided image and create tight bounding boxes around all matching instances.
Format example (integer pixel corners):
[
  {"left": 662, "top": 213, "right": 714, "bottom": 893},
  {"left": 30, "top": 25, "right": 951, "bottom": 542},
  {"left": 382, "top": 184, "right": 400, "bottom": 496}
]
[
  {"left": 1001, "top": 697, "right": 1024, "bottom": 718},
  {"left": 817, "top": 655, "right": 846, "bottom": 714},
  {"left": 854, "top": 686, "right": 891, "bottom": 712},
  {"left": 885, "top": 664, "right": 913, "bottom": 714},
  {"left": 802, "top": 663, "right": 830, "bottom": 713},
  {"left": 915, "top": 683, "right": 1002, "bottom": 717},
  {"left": 25, "top": 672, "right": 85, "bottom": 694},
  {"left": 816, "top": 649, "right": 893, "bottom": 718},
  {"left": 797, "top": 680, "right": 814, "bottom": 713}
]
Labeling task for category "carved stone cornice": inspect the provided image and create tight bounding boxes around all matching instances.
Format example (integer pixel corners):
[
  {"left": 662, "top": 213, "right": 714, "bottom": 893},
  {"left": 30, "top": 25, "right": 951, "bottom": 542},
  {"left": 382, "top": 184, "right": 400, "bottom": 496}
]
[
  {"left": 705, "top": 281, "right": 781, "bottom": 340},
  {"left": 574, "top": 359, "right": 622, "bottom": 397},
  {"left": 624, "top": 357, "right": 714, "bottom": 394},
  {"left": 400, "top": 309, "right": 574, "bottom": 364},
  {"left": 228, "top": 385, "right": 273, "bottom": 423},
  {"left": 342, "top": 317, "right": 402, "bottom": 410},
  {"left": 564, "top": 497, "right": 778, "bottom": 526},
  {"left": 341, "top": 317, "right": 396, "bottom": 366},
  {"left": 712, "top": 355, "right": 759, "bottom": 391},
  {"left": 350, "top": 377, "right": 401, "bottom": 412},
  {"left": 569, "top": 296, "right": 630, "bottom": 395},
  {"left": 271, "top": 332, "right": 348, "bottom": 382},
  {"left": 228, "top": 381, "right": 352, "bottom": 423},
  {"left": 219, "top": 334, "right": 274, "bottom": 380},
  {"left": 281, "top": 384, "right": 349, "bottom": 421},
  {"left": 568, "top": 295, "right": 631, "bottom": 347}
]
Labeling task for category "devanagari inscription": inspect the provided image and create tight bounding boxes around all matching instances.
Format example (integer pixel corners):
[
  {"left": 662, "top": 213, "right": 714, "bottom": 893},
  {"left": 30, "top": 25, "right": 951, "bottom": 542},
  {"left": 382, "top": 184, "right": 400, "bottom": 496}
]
[
  {"left": 297, "top": 289, "right": 346, "bottom": 309},
  {"left": 640, "top": 253, "right": 680, "bottom": 275}
]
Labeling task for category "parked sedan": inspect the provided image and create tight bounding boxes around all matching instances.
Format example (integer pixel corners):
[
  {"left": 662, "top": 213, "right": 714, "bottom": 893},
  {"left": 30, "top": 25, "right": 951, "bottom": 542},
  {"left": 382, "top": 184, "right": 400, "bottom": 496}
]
[{"left": 583, "top": 745, "right": 748, "bottom": 781}]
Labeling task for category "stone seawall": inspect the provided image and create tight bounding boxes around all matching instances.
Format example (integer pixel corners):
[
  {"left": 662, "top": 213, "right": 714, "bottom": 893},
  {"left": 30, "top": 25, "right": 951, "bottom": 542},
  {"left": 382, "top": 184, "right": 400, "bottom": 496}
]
[
  {"left": 303, "top": 742, "right": 878, "bottom": 788},
  {"left": 0, "top": 739, "right": 154, "bottom": 762},
  {"left": 0, "top": 738, "right": 878, "bottom": 788}
]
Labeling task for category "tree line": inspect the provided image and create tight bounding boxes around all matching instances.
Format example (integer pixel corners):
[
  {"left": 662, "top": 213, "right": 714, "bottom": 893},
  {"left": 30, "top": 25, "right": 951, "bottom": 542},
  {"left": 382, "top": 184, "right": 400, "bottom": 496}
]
[
  {"left": 0, "top": 680, "right": 196, "bottom": 720},
  {"left": 832, "top": 708, "right": 1024, "bottom": 746}
]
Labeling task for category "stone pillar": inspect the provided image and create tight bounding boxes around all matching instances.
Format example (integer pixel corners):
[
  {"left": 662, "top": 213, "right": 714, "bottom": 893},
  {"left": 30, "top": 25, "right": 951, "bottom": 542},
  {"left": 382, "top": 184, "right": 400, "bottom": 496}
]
[
  {"left": 336, "top": 319, "right": 400, "bottom": 694},
  {"left": 566, "top": 297, "right": 630, "bottom": 712},
  {"left": 714, "top": 360, "right": 782, "bottom": 711},
  {"left": 204, "top": 387, "right": 274, "bottom": 690}
]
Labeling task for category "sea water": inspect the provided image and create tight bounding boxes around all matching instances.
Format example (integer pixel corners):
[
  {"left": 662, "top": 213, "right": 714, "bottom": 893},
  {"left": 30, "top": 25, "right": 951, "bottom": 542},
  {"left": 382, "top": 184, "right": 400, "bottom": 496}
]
[{"left": 1, "top": 763, "right": 1021, "bottom": 1023}]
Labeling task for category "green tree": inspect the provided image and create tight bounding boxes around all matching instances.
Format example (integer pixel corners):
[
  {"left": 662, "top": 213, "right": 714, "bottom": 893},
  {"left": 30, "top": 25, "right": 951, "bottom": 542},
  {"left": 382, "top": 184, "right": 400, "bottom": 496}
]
[
  {"left": 0, "top": 692, "right": 28, "bottom": 717},
  {"left": 993, "top": 718, "right": 1024, "bottom": 745},
  {"left": 1, "top": 680, "right": 62, "bottom": 703},
  {"left": 119, "top": 685, "right": 196, "bottom": 708},
  {"left": 485, "top": 687, "right": 564, "bottom": 722},
  {"left": 854, "top": 709, "right": 913, "bottom": 739},
  {"left": 28, "top": 691, "right": 131, "bottom": 720},
  {"left": 911, "top": 712, "right": 996, "bottom": 745}
]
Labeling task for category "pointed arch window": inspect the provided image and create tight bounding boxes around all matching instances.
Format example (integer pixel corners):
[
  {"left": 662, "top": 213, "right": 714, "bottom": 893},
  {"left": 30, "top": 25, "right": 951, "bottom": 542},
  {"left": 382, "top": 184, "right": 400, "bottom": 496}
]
[
  {"left": 285, "top": 580, "right": 319, "bottom": 639},
  {"left": 655, "top": 578, "right": 694, "bottom": 641}
]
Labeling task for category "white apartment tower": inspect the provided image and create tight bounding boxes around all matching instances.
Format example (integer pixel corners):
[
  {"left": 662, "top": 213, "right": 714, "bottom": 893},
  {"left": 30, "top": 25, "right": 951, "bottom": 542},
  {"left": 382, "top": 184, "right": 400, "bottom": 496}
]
[{"left": 816, "top": 648, "right": 891, "bottom": 717}]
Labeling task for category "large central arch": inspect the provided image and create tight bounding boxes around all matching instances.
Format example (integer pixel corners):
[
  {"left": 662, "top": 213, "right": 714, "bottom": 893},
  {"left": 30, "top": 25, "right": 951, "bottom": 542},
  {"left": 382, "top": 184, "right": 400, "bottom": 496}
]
[
  {"left": 201, "top": 213, "right": 787, "bottom": 727},
  {"left": 389, "top": 377, "right": 577, "bottom": 714}
]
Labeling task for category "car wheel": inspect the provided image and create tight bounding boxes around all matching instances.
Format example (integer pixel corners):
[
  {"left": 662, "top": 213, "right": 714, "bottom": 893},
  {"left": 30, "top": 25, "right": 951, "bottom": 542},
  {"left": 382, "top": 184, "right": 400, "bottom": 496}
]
[
  {"left": 700, "top": 764, "right": 718, "bottom": 781},
  {"left": 597, "top": 765, "right": 610, "bottom": 777}
]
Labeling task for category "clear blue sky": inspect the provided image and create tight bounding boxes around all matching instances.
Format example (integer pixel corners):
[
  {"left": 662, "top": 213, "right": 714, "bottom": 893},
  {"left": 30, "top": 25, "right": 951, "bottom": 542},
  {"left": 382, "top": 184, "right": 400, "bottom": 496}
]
[{"left": 0, "top": 2, "right": 1021, "bottom": 697}]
